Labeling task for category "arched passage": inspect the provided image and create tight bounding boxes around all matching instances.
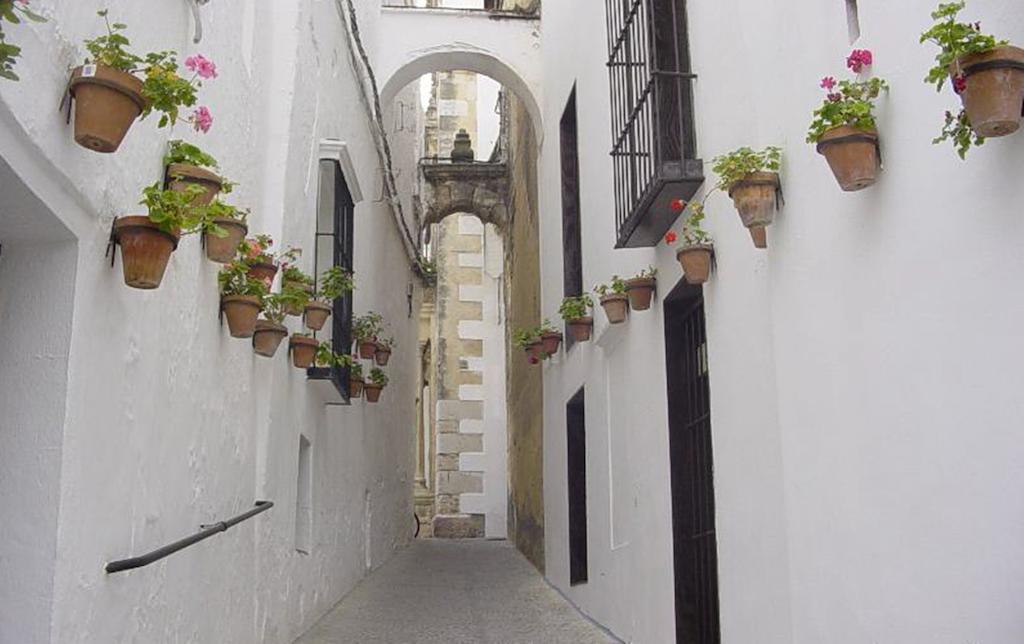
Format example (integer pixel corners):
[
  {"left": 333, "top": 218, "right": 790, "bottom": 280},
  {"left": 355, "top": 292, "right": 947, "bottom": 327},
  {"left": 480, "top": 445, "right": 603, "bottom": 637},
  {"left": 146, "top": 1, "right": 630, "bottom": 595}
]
[{"left": 380, "top": 50, "right": 543, "bottom": 143}]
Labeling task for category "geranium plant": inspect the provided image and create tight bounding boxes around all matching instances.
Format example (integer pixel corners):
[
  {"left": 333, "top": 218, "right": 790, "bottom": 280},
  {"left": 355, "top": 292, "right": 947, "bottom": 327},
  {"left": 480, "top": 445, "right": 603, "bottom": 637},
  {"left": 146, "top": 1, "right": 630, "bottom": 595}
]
[
  {"left": 165, "top": 139, "right": 235, "bottom": 192},
  {"left": 83, "top": 10, "right": 216, "bottom": 131},
  {"left": 140, "top": 182, "right": 211, "bottom": 235},
  {"left": 594, "top": 276, "right": 627, "bottom": 297},
  {"left": 921, "top": 2, "right": 1009, "bottom": 157},
  {"left": 513, "top": 328, "right": 540, "bottom": 350},
  {"left": 205, "top": 200, "right": 247, "bottom": 234},
  {"left": 353, "top": 312, "right": 384, "bottom": 341},
  {"left": 807, "top": 76, "right": 888, "bottom": 143},
  {"left": 709, "top": 147, "right": 782, "bottom": 192},
  {"left": 242, "top": 235, "right": 275, "bottom": 265},
  {"left": 368, "top": 368, "right": 389, "bottom": 388},
  {"left": 219, "top": 260, "right": 269, "bottom": 297},
  {"left": 317, "top": 266, "right": 355, "bottom": 302},
  {"left": 260, "top": 292, "right": 289, "bottom": 325},
  {"left": 559, "top": 294, "right": 593, "bottom": 321},
  {"left": 0, "top": 0, "right": 46, "bottom": 81}
]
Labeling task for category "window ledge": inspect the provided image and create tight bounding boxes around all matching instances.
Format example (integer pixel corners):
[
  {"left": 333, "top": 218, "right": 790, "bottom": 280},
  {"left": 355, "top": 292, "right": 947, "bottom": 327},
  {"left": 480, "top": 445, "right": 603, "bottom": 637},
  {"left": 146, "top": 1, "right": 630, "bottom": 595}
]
[{"left": 306, "top": 367, "right": 351, "bottom": 406}]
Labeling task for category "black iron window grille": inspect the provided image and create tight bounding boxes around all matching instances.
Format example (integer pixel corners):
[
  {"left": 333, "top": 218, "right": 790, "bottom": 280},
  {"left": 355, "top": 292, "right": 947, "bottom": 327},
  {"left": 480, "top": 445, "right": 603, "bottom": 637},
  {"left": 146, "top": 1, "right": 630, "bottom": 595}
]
[
  {"left": 308, "top": 159, "right": 355, "bottom": 402},
  {"left": 605, "top": 0, "right": 703, "bottom": 248}
]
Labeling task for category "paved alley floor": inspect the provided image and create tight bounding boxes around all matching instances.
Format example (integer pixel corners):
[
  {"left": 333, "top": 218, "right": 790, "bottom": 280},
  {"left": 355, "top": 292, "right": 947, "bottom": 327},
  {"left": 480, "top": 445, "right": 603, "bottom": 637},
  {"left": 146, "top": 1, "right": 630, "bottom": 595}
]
[{"left": 294, "top": 539, "right": 618, "bottom": 644}]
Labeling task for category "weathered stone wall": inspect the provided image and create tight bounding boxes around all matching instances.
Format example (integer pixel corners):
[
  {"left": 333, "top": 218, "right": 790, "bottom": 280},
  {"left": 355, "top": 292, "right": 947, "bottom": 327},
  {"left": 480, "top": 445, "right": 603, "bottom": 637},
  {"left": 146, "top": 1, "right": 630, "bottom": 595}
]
[{"left": 503, "top": 93, "right": 544, "bottom": 571}]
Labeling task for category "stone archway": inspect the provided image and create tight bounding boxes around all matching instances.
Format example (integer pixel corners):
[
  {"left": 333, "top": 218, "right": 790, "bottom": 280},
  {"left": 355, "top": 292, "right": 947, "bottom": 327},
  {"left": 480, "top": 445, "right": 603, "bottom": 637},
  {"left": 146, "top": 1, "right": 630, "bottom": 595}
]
[{"left": 420, "top": 160, "right": 510, "bottom": 231}]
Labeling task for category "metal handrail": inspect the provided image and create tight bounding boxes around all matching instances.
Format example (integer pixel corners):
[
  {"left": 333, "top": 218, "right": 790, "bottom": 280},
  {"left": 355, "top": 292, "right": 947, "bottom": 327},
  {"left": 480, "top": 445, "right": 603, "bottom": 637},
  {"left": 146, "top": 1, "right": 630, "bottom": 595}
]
[{"left": 105, "top": 501, "right": 273, "bottom": 574}]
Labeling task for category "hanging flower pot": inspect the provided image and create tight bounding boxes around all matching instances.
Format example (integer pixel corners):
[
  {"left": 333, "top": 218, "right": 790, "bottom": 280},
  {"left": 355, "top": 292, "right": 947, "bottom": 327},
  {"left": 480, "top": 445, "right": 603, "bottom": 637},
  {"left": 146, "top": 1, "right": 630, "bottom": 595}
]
[
  {"left": 204, "top": 218, "right": 248, "bottom": 264},
  {"left": 566, "top": 317, "right": 593, "bottom": 342},
  {"left": 541, "top": 330, "right": 563, "bottom": 355},
  {"left": 221, "top": 295, "right": 262, "bottom": 338},
  {"left": 599, "top": 293, "right": 629, "bottom": 325},
  {"left": 815, "top": 126, "right": 881, "bottom": 192},
  {"left": 676, "top": 244, "right": 714, "bottom": 285},
  {"left": 625, "top": 273, "right": 657, "bottom": 311},
  {"left": 304, "top": 301, "right": 332, "bottom": 331},
  {"left": 290, "top": 335, "right": 318, "bottom": 369},
  {"left": 727, "top": 172, "right": 779, "bottom": 249},
  {"left": 69, "top": 64, "right": 146, "bottom": 153},
  {"left": 953, "top": 45, "right": 1024, "bottom": 137},
  {"left": 358, "top": 339, "right": 378, "bottom": 360},
  {"left": 375, "top": 345, "right": 392, "bottom": 366},
  {"left": 248, "top": 261, "right": 278, "bottom": 285},
  {"left": 167, "top": 163, "right": 223, "bottom": 207},
  {"left": 112, "top": 216, "right": 179, "bottom": 290},
  {"left": 349, "top": 377, "right": 365, "bottom": 399},
  {"left": 364, "top": 384, "right": 383, "bottom": 403},
  {"left": 252, "top": 319, "right": 288, "bottom": 357}
]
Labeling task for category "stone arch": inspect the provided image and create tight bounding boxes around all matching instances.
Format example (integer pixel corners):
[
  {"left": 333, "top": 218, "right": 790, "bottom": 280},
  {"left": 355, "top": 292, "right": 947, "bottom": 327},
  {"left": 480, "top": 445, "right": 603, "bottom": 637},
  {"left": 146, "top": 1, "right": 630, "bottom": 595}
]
[
  {"left": 420, "top": 162, "right": 509, "bottom": 231},
  {"left": 380, "top": 50, "right": 543, "bottom": 144}
]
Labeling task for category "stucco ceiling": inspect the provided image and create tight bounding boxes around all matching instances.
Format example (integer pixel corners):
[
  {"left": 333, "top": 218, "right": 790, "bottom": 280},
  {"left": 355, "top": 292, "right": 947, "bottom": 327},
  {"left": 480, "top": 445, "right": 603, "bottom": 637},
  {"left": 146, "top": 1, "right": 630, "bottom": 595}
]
[{"left": 0, "top": 156, "right": 73, "bottom": 244}]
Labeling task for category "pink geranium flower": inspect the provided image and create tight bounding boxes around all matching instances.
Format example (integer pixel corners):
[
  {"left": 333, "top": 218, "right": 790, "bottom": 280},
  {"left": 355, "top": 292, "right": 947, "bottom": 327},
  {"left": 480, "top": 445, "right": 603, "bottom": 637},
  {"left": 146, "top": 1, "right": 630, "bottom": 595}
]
[
  {"left": 185, "top": 54, "right": 218, "bottom": 80},
  {"left": 846, "top": 49, "right": 873, "bottom": 73},
  {"left": 820, "top": 76, "right": 837, "bottom": 90},
  {"left": 191, "top": 106, "right": 213, "bottom": 133}
]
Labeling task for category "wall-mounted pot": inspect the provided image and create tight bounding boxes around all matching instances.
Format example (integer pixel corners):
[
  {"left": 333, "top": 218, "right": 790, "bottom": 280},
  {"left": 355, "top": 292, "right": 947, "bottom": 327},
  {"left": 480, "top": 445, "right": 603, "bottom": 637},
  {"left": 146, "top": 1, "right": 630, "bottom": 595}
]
[
  {"left": 364, "top": 384, "right": 383, "bottom": 403},
  {"left": 221, "top": 295, "right": 262, "bottom": 338},
  {"left": 599, "top": 293, "right": 629, "bottom": 324},
  {"left": 728, "top": 172, "right": 780, "bottom": 249},
  {"left": 69, "top": 64, "right": 145, "bottom": 153},
  {"left": 304, "top": 301, "right": 332, "bottom": 331},
  {"left": 816, "top": 125, "right": 880, "bottom": 192},
  {"left": 625, "top": 277, "right": 656, "bottom": 311},
  {"left": 953, "top": 45, "right": 1024, "bottom": 137},
  {"left": 252, "top": 319, "right": 288, "bottom": 357},
  {"left": 676, "top": 244, "right": 713, "bottom": 285},
  {"left": 204, "top": 218, "right": 248, "bottom": 264},
  {"left": 112, "top": 216, "right": 179, "bottom": 290},
  {"left": 290, "top": 335, "right": 318, "bottom": 368},
  {"left": 566, "top": 317, "right": 593, "bottom": 342}
]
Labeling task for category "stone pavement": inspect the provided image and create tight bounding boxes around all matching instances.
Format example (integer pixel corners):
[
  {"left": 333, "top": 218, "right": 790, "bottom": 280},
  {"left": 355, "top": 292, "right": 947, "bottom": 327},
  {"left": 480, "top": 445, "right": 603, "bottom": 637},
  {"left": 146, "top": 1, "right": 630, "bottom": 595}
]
[{"left": 294, "top": 539, "right": 618, "bottom": 644}]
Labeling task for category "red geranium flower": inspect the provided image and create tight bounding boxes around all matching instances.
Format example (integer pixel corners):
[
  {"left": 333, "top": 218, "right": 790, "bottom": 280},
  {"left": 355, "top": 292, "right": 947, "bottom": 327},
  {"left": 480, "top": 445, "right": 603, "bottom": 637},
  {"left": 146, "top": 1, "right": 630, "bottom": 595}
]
[{"left": 665, "top": 230, "right": 678, "bottom": 244}]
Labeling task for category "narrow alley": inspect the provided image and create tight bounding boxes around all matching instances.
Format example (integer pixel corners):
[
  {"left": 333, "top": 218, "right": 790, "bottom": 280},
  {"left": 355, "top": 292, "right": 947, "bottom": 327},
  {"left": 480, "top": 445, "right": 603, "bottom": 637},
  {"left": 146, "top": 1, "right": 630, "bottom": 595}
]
[{"left": 294, "top": 540, "right": 616, "bottom": 644}]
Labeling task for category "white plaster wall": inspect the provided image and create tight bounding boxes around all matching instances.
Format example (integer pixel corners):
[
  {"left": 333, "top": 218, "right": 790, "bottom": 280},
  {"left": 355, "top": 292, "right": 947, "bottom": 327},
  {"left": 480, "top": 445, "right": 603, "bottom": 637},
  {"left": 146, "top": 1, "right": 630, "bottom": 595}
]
[
  {"left": 538, "top": 1, "right": 1024, "bottom": 643},
  {"left": 0, "top": 1, "right": 417, "bottom": 642}
]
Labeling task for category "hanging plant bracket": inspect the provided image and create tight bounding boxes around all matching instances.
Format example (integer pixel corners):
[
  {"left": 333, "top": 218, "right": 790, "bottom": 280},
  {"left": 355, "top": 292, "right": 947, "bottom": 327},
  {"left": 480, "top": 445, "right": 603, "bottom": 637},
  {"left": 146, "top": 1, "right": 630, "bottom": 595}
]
[{"left": 188, "top": 0, "right": 212, "bottom": 44}]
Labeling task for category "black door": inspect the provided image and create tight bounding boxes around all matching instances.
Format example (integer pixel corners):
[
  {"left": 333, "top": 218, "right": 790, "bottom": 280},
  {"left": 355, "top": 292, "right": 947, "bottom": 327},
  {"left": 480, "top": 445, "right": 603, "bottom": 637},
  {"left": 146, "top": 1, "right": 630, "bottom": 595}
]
[
  {"left": 664, "top": 282, "right": 720, "bottom": 644},
  {"left": 566, "top": 387, "right": 588, "bottom": 585}
]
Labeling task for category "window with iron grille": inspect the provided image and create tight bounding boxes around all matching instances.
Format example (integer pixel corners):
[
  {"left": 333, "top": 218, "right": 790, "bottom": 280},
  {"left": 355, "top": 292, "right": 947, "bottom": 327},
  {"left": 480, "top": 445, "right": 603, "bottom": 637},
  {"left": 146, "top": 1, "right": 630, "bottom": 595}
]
[
  {"left": 605, "top": 0, "right": 704, "bottom": 248},
  {"left": 307, "top": 159, "right": 355, "bottom": 402},
  {"left": 560, "top": 88, "right": 584, "bottom": 347}
]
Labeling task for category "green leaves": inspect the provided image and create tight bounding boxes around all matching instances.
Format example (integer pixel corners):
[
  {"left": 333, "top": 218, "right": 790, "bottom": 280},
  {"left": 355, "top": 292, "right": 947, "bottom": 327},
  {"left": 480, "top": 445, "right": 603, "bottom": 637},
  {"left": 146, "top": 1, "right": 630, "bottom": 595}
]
[
  {"left": 710, "top": 146, "right": 782, "bottom": 192},
  {"left": 559, "top": 295, "right": 593, "bottom": 321},
  {"left": 933, "top": 108, "right": 984, "bottom": 159},
  {"left": 920, "top": 1, "right": 1006, "bottom": 91},
  {"left": 84, "top": 11, "right": 142, "bottom": 72},
  {"left": 0, "top": 0, "right": 48, "bottom": 81},
  {"left": 219, "top": 260, "right": 269, "bottom": 298},
  {"left": 164, "top": 139, "right": 220, "bottom": 170},
  {"left": 140, "top": 182, "right": 210, "bottom": 235},
  {"left": 806, "top": 78, "right": 889, "bottom": 143},
  {"left": 353, "top": 312, "right": 385, "bottom": 342},
  {"left": 318, "top": 266, "right": 355, "bottom": 302},
  {"left": 594, "top": 275, "right": 627, "bottom": 296},
  {"left": 682, "top": 201, "right": 711, "bottom": 246}
]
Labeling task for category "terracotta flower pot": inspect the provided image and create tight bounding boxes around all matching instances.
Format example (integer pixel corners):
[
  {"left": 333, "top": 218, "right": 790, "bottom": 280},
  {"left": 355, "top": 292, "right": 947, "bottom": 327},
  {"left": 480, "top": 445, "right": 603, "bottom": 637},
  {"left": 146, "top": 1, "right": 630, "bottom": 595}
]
[
  {"left": 204, "top": 218, "right": 248, "bottom": 264},
  {"left": 816, "top": 125, "right": 880, "bottom": 192},
  {"left": 541, "top": 331, "right": 563, "bottom": 356},
  {"left": 525, "top": 340, "right": 544, "bottom": 363},
  {"left": 349, "top": 378, "right": 364, "bottom": 399},
  {"left": 290, "top": 335, "right": 318, "bottom": 368},
  {"left": 166, "top": 163, "right": 223, "bottom": 207},
  {"left": 247, "top": 261, "right": 278, "bottom": 285},
  {"left": 112, "top": 216, "right": 179, "bottom": 290},
  {"left": 625, "top": 277, "right": 657, "bottom": 311},
  {"left": 358, "top": 339, "right": 378, "bottom": 360},
  {"left": 728, "top": 171, "right": 780, "bottom": 249},
  {"left": 221, "top": 295, "right": 262, "bottom": 338},
  {"left": 600, "top": 293, "right": 629, "bottom": 324},
  {"left": 375, "top": 347, "right": 392, "bottom": 366},
  {"left": 364, "top": 384, "right": 383, "bottom": 403},
  {"left": 304, "top": 301, "right": 332, "bottom": 331},
  {"left": 953, "top": 45, "right": 1024, "bottom": 137},
  {"left": 252, "top": 319, "right": 288, "bottom": 357},
  {"left": 567, "top": 317, "right": 593, "bottom": 342},
  {"left": 676, "top": 244, "right": 714, "bottom": 285},
  {"left": 69, "top": 64, "right": 146, "bottom": 153}
]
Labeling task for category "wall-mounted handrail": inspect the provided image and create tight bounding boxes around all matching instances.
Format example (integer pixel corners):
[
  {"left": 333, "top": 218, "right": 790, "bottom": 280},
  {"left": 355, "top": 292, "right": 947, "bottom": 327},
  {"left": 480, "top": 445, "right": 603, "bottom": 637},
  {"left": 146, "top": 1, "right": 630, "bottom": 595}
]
[{"left": 105, "top": 500, "right": 273, "bottom": 574}]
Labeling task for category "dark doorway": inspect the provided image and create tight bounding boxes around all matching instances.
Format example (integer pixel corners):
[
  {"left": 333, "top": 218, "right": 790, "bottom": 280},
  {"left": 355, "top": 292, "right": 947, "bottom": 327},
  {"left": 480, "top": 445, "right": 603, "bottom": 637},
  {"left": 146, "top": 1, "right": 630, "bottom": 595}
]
[
  {"left": 664, "top": 281, "right": 720, "bottom": 644},
  {"left": 566, "top": 387, "right": 588, "bottom": 585}
]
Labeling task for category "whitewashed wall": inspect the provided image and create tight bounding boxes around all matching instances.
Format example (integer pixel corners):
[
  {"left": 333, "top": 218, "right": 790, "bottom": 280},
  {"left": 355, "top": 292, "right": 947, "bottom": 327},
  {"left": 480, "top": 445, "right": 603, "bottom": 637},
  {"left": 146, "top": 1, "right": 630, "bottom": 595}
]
[
  {"left": 538, "top": 1, "right": 1024, "bottom": 643},
  {"left": 0, "top": 1, "right": 417, "bottom": 643}
]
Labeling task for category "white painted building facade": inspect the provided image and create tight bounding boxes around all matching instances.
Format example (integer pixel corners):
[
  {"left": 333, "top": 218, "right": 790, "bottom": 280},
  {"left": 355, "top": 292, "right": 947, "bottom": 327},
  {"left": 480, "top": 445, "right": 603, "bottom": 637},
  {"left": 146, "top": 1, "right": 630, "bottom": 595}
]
[
  {"left": 0, "top": 2, "right": 421, "bottom": 643},
  {"left": 537, "top": 1, "right": 1024, "bottom": 643}
]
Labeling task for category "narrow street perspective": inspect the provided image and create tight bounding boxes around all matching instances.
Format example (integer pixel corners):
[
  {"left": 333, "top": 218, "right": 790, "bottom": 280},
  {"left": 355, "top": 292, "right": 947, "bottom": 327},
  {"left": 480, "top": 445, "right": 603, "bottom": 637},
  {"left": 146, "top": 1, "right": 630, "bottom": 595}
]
[
  {"left": 2, "top": 0, "right": 1024, "bottom": 643},
  {"left": 295, "top": 540, "right": 616, "bottom": 644}
]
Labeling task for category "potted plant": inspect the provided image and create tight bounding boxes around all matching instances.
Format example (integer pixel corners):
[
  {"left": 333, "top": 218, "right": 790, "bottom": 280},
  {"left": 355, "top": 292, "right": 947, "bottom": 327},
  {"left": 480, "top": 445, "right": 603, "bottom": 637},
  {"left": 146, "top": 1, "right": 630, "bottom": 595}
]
[
  {"left": 71, "top": 10, "right": 217, "bottom": 153},
  {"left": 218, "top": 260, "right": 266, "bottom": 339},
  {"left": 559, "top": 295, "right": 594, "bottom": 343},
  {"left": 364, "top": 368, "right": 389, "bottom": 403},
  {"left": 595, "top": 276, "right": 629, "bottom": 324},
  {"left": 164, "top": 139, "right": 230, "bottom": 208},
  {"left": 539, "top": 320, "right": 563, "bottom": 356},
  {"left": 666, "top": 201, "right": 715, "bottom": 285},
  {"left": 0, "top": 0, "right": 46, "bottom": 82},
  {"left": 242, "top": 235, "right": 279, "bottom": 284},
  {"left": 280, "top": 264, "right": 313, "bottom": 317},
  {"left": 112, "top": 182, "right": 209, "bottom": 289},
  {"left": 513, "top": 328, "right": 543, "bottom": 364},
  {"left": 375, "top": 336, "right": 394, "bottom": 366},
  {"left": 252, "top": 292, "right": 289, "bottom": 358},
  {"left": 807, "top": 51, "right": 889, "bottom": 191},
  {"left": 711, "top": 146, "right": 782, "bottom": 249},
  {"left": 305, "top": 266, "right": 354, "bottom": 331},
  {"left": 339, "top": 354, "right": 364, "bottom": 398},
  {"left": 353, "top": 312, "right": 384, "bottom": 359},
  {"left": 202, "top": 200, "right": 249, "bottom": 264},
  {"left": 922, "top": 2, "right": 1024, "bottom": 157},
  {"left": 625, "top": 266, "right": 657, "bottom": 311},
  {"left": 289, "top": 333, "right": 318, "bottom": 369}
]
